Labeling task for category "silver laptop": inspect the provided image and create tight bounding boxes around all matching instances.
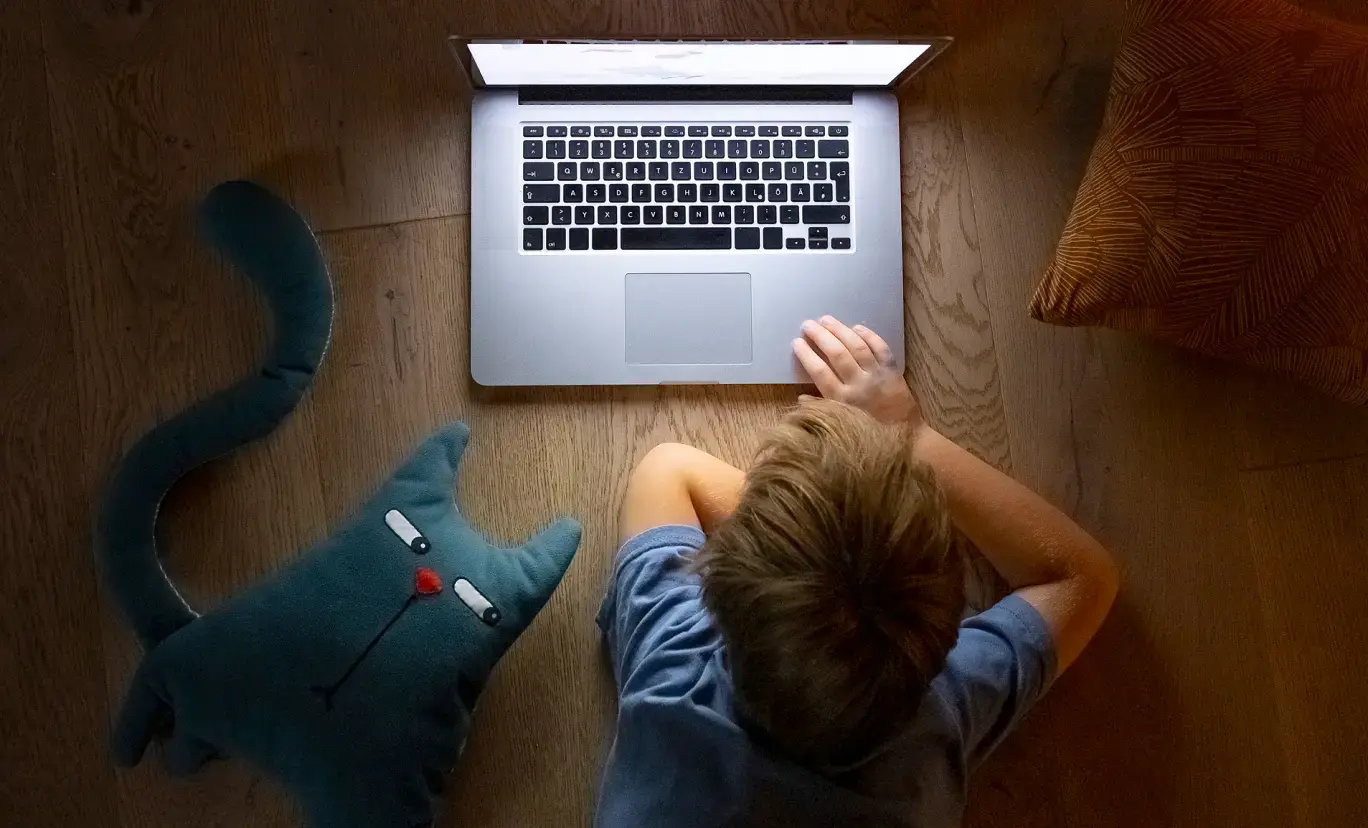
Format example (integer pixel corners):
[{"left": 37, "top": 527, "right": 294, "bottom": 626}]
[{"left": 452, "top": 39, "right": 947, "bottom": 385}]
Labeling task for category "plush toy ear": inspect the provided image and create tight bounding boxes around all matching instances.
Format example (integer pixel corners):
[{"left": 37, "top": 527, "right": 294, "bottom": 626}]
[
  {"left": 388, "top": 422, "right": 471, "bottom": 503},
  {"left": 505, "top": 517, "right": 582, "bottom": 622}
]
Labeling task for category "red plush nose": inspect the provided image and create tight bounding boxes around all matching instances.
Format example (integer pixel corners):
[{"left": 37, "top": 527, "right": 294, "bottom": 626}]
[{"left": 415, "top": 567, "right": 442, "bottom": 596}]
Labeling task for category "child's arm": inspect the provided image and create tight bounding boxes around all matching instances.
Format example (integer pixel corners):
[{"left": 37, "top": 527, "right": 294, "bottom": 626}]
[
  {"left": 794, "top": 317, "right": 1120, "bottom": 675},
  {"left": 618, "top": 443, "right": 746, "bottom": 543}
]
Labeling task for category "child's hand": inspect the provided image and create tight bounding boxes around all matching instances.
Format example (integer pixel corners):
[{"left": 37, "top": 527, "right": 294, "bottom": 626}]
[{"left": 792, "top": 316, "right": 923, "bottom": 428}]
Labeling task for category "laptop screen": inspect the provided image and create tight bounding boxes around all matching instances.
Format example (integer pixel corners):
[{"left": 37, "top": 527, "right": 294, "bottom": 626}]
[{"left": 466, "top": 41, "right": 932, "bottom": 87}]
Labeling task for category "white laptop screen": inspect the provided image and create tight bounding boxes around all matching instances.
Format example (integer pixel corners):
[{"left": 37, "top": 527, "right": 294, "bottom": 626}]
[{"left": 466, "top": 41, "right": 931, "bottom": 87}]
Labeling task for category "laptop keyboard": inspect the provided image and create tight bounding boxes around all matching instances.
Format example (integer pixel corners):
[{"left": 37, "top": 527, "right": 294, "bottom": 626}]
[{"left": 520, "top": 123, "right": 852, "bottom": 253}]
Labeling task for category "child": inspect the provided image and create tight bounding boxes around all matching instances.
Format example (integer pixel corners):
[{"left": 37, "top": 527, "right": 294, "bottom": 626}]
[{"left": 595, "top": 317, "right": 1119, "bottom": 827}]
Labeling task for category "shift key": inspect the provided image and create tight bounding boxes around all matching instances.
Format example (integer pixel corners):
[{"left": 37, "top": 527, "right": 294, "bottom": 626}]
[{"left": 801, "top": 205, "right": 850, "bottom": 224}]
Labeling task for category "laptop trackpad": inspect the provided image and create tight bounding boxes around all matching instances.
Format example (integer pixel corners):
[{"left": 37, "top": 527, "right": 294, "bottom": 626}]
[{"left": 625, "top": 272, "right": 753, "bottom": 365}]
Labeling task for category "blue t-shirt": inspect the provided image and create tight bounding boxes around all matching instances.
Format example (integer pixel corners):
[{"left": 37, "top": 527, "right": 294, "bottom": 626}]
[{"left": 595, "top": 525, "right": 1056, "bottom": 828}]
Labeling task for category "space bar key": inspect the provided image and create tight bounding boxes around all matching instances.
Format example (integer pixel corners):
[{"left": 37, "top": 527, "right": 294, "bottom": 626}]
[{"left": 620, "top": 227, "right": 731, "bottom": 249}]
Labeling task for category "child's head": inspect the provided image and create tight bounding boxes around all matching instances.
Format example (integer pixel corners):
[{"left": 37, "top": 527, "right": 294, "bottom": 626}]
[{"left": 696, "top": 399, "right": 964, "bottom": 768}]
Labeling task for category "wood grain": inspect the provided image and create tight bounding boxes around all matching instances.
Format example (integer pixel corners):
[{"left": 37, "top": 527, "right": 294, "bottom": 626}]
[{"left": 1242, "top": 456, "right": 1368, "bottom": 828}]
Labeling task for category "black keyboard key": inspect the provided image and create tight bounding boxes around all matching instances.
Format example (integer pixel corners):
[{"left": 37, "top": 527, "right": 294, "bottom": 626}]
[
  {"left": 645, "top": 205, "right": 664, "bottom": 224},
  {"left": 580, "top": 162, "right": 600, "bottom": 181},
  {"left": 780, "top": 205, "right": 800, "bottom": 224},
  {"left": 750, "top": 140, "right": 770, "bottom": 159},
  {"left": 593, "top": 227, "right": 617, "bottom": 249},
  {"left": 689, "top": 205, "right": 709, "bottom": 224},
  {"left": 736, "top": 125, "right": 756, "bottom": 137},
  {"left": 829, "top": 125, "right": 848, "bottom": 137},
  {"left": 667, "top": 205, "right": 687, "bottom": 224},
  {"left": 796, "top": 139, "right": 815, "bottom": 158},
  {"left": 807, "top": 162, "right": 827, "bottom": 180},
  {"left": 523, "top": 140, "right": 543, "bottom": 159},
  {"left": 764, "top": 226, "right": 784, "bottom": 248},
  {"left": 678, "top": 183, "right": 698, "bottom": 202},
  {"left": 728, "top": 140, "right": 747, "bottom": 158},
  {"left": 655, "top": 183, "right": 675, "bottom": 202},
  {"left": 694, "top": 162, "right": 714, "bottom": 181},
  {"left": 671, "top": 162, "right": 691, "bottom": 181},
  {"left": 791, "top": 183, "right": 811, "bottom": 202},
  {"left": 701, "top": 183, "right": 720, "bottom": 202},
  {"left": 815, "top": 183, "right": 834, "bottom": 202},
  {"left": 547, "top": 140, "right": 567, "bottom": 158},
  {"left": 661, "top": 140, "right": 680, "bottom": 158},
  {"left": 712, "top": 205, "right": 731, "bottom": 224},
  {"left": 802, "top": 205, "right": 850, "bottom": 224},
  {"left": 622, "top": 206, "right": 641, "bottom": 224},
  {"left": 773, "top": 140, "right": 792, "bottom": 158},
  {"left": 740, "top": 162, "right": 760, "bottom": 180},
  {"left": 736, "top": 226, "right": 760, "bottom": 248},
  {"left": 711, "top": 125, "right": 732, "bottom": 137},
  {"left": 598, "top": 206, "right": 618, "bottom": 224},
  {"left": 642, "top": 125, "right": 662, "bottom": 137},
  {"left": 587, "top": 183, "right": 606, "bottom": 203},
  {"left": 787, "top": 237, "right": 806, "bottom": 249},
  {"left": 735, "top": 205, "right": 755, "bottom": 224},
  {"left": 665, "top": 125, "right": 686, "bottom": 137},
  {"left": 621, "top": 227, "right": 731, "bottom": 249},
  {"left": 618, "top": 125, "right": 638, "bottom": 137},
  {"left": 649, "top": 162, "right": 668, "bottom": 180},
  {"left": 625, "top": 162, "right": 645, "bottom": 180},
  {"left": 557, "top": 161, "right": 577, "bottom": 180},
  {"left": 759, "top": 205, "right": 777, "bottom": 224},
  {"left": 818, "top": 139, "right": 850, "bottom": 159},
  {"left": 609, "top": 183, "right": 629, "bottom": 203},
  {"left": 546, "top": 227, "right": 567, "bottom": 249},
  {"left": 548, "top": 125, "right": 568, "bottom": 137},
  {"left": 575, "top": 206, "right": 595, "bottom": 225},
  {"left": 593, "top": 140, "right": 611, "bottom": 159},
  {"left": 524, "top": 162, "right": 555, "bottom": 181},
  {"left": 785, "top": 161, "right": 804, "bottom": 180},
  {"left": 684, "top": 140, "right": 702, "bottom": 159},
  {"left": 563, "top": 183, "right": 583, "bottom": 203},
  {"left": 570, "top": 227, "right": 589, "bottom": 249},
  {"left": 688, "top": 126, "right": 709, "bottom": 137},
  {"left": 553, "top": 206, "right": 572, "bottom": 225},
  {"left": 723, "top": 183, "right": 743, "bottom": 202},
  {"left": 595, "top": 126, "right": 614, "bottom": 137},
  {"left": 524, "top": 125, "right": 544, "bottom": 137},
  {"left": 632, "top": 183, "right": 652, "bottom": 202},
  {"left": 832, "top": 237, "right": 851, "bottom": 249},
  {"left": 810, "top": 238, "right": 829, "bottom": 249},
  {"left": 805, "top": 125, "right": 825, "bottom": 136},
  {"left": 523, "top": 228, "right": 543, "bottom": 250},
  {"left": 746, "top": 183, "right": 765, "bottom": 202},
  {"left": 523, "top": 206, "right": 549, "bottom": 225},
  {"left": 571, "top": 126, "right": 591, "bottom": 137},
  {"left": 637, "top": 140, "right": 657, "bottom": 159},
  {"left": 718, "top": 162, "right": 737, "bottom": 181},
  {"left": 604, "top": 162, "right": 623, "bottom": 181},
  {"left": 523, "top": 184, "right": 559, "bottom": 203},
  {"left": 808, "top": 226, "right": 828, "bottom": 239},
  {"left": 570, "top": 140, "right": 588, "bottom": 159},
  {"left": 614, "top": 140, "right": 633, "bottom": 159},
  {"left": 768, "top": 183, "right": 787, "bottom": 202},
  {"left": 759, "top": 125, "right": 779, "bottom": 137},
  {"left": 705, "top": 140, "right": 725, "bottom": 158},
  {"left": 831, "top": 161, "right": 850, "bottom": 202},
  {"left": 763, "top": 162, "right": 782, "bottom": 180},
  {"left": 781, "top": 125, "right": 802, "bottom": 136}
]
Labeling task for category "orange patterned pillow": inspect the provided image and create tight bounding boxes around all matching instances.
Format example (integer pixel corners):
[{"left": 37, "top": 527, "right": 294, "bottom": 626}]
[{"left": 1030, "top": 0, "right": 1368, "bottom": 405}]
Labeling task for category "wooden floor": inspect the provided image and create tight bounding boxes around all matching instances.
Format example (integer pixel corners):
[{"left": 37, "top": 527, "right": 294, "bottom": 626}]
[{"left": 3, "top": 0, "right": 1367, "bottom": 825}]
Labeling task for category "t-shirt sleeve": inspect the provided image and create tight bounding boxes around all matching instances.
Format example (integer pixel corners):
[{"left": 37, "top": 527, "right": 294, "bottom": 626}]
[
  {"left": 595, "top": 524, "right": 714, "bottom": 695},
  {"left": 932, "top": 593, "right": 1057, "bottom": 767}
]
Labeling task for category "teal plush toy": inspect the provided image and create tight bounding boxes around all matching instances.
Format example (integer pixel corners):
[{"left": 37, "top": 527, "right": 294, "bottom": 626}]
[{"left": 98, "top": 181, "right": 581, "bottom": 828}]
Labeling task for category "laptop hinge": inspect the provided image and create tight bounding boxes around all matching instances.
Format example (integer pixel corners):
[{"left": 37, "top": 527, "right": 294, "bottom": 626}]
[{"left": 517, "top": 86, "right": 856, "bottom": 105}]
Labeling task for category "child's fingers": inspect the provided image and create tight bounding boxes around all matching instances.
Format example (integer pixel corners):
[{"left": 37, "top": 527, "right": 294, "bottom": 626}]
[
  {"left": 792, "top": 338, "right": 843, "bottom": 398},
  {"left": 819, "top": 316, "right": 878, "bottom": 371},
  {"left": 800, "top": 319, "right": 862, "bottom": 382},
  {"left": 798, "top": 393, "right": 818, "bottom": 402},
  {"left": 852, "top": 323, "right": 893, "bottom": 365}
]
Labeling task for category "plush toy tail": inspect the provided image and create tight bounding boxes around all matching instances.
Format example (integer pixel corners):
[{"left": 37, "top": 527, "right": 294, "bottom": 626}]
[{"left": 97, "top": 181, "right": 333, "bottom": 649}]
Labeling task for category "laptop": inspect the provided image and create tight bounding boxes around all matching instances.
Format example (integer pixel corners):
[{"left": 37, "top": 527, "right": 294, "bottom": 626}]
[{"left": 450, "top": 39, "right": 948, "bottom": 385}]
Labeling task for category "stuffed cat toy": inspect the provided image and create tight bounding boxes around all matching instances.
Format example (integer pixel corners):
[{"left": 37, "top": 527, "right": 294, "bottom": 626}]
[{"left": 97, "top": 181, "right": 581, "bottom": 828}]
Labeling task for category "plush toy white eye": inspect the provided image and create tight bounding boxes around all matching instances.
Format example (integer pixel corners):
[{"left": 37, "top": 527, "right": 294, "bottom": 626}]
[
  {"left": 384, "top": 509, "right": 430, "bottom": 554},
  {"left": 453, "top": 579, "right": 501, "bottom": 626}
]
